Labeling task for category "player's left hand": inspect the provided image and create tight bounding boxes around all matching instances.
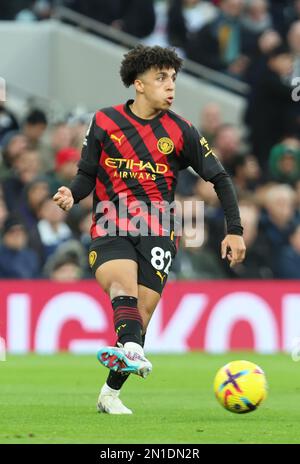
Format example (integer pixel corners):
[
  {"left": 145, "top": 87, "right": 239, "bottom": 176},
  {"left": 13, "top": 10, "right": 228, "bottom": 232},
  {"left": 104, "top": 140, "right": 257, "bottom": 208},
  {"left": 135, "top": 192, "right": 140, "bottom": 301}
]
[{"left": 221, "top": 234, "right": 246, "bottom": 268}]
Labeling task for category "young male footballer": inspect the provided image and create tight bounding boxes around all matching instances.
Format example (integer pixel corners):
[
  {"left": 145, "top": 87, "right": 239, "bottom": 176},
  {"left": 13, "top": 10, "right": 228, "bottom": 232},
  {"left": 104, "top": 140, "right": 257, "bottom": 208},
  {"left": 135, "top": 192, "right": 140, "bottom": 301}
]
[{"left": 53, "top": 45, "right": 246, "bottom": 414}]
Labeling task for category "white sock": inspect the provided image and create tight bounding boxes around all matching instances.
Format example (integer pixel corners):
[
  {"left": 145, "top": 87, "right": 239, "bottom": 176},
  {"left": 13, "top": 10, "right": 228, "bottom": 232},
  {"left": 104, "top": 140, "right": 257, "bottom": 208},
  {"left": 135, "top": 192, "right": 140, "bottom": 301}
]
[
  {"left": 124, "top": 342, "right": 144, "bottom": 356},
  {"left": 100, "top": 382, "right": 120, "bottom": 397}
]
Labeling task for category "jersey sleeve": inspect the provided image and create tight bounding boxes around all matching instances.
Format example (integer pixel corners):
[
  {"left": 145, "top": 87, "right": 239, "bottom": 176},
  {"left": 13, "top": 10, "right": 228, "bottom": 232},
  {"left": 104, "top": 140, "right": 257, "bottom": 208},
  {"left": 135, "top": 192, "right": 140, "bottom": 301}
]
[
  {"left": 180, "top": 124, "right": 225, "bottom": 180},
  {"left": 77, "top": 113, "right": 104, "bottom": 176}
]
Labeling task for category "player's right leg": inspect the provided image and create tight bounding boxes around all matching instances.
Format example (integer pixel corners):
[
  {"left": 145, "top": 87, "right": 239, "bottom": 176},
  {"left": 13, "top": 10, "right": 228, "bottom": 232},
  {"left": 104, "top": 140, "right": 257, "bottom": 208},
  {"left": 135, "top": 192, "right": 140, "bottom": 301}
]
[
  {"left": 94, "top": 258, "right": 152, "bottom": 377},
  {"left": 88, "top": 237, "right": 152, "bottom": 413},
  {"left": 95, "top": 259, "right": 152, "bottom": 414}
]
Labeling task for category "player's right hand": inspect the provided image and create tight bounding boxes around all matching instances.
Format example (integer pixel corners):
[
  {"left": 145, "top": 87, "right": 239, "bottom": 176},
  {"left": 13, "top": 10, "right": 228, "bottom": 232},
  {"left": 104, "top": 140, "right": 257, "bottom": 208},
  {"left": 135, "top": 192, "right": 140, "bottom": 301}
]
[{"left": 53, "top": 186, "right": 74, "bottom": 211}]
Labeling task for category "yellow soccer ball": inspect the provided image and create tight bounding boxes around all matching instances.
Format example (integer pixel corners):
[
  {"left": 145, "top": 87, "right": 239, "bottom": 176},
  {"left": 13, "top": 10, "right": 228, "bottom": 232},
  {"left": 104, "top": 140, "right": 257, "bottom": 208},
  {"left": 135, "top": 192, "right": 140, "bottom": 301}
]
[{"left": 213, "top": 360, "right": 268, "bottom": 414}]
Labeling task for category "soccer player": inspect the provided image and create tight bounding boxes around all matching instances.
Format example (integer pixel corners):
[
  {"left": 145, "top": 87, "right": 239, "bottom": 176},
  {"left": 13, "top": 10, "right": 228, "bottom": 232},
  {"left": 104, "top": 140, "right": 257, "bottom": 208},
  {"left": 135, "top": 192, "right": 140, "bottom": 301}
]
[{"left": 53, "top": 45, "right": 246, "bottom": 414}]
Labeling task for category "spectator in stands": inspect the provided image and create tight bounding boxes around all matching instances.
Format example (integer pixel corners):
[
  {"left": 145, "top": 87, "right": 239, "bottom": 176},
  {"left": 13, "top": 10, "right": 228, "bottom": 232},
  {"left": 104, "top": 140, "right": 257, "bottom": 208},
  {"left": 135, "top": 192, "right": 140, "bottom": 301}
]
[
  {"left": 13, "top": 148, "right": 43, "bottom": 183},
  {"left": 20, "top": 108, "right": 52, "bottom": 173},
  {"left": 287, "top": 20, "right": 300, "bottom": 80},
  {"left": 36, "top": 196, "right": 73, "bottom": 260},
  {"left": 176, "top": 103, "right": 222, "bottom": 199},
  {"left": 241, "top": 0, "right": 272, "bottom": 36},
  {"left": 276, "top": 222, "right": 300, "bottom": 278},
  {"left": 0, "top": 131, "right": 27, "bottom": 176},
  {"left": 67, "top": 0, "right": 155, "bottom": 38},
  {"left": 167, "top": 0, "right": 217, "bottom": 52},
  {"left": 43, "top": 238, "right": 89, "bottom": 278},
  {"left": 244, "top": 28, "right": 282, "bottom": 87},
  {"left": 47, "top": 146, "right": 80, "bottom": 194},
  {"left": 194, "top": 177, "right": 225, "bottom": 236},
  {"left": 173, "top": 222, "right": 227, "bottom": 279},
  {"left": 77, "top": 208, "right": 92, "bottom": 252},
  {"left": 15, "top": 176, "right": 50, "bottom": 266},
  {"left": 65, "top": 206, "right": 92, "bottom": 249},
  {"left": 212, "top": 123, "right": 242, "bottom": 174},
  {"left": 22, "top": 109, "right": 47, "bottom": 149},
  {"left": 16, "top": 175, "right": 50, "bottom": 231},
  {"left": 68, "top": 115, "right": 90, "bottom": 152},
  {"left": 15, "top": 1, "right": 39, "bottom": 21},
  {"left": 15, "top": 1, "right": 52, "bottom": 21},
  {"left": 268, "top": 138, "right": 300, "bottom": 185},
  {"left": 259, "top": 184, "right": 298, "bottom": 261},
  {"left": 226, "top": 201, "right": 274, "bottom": 278},
  {"left": 186, "top": 0, "right": 253, "bottom": 79},
  {"left": 0, "top": 215, "right": 40, "bottom": 278},
  {"left": 246, "top": 45, "right": 294, "bottom": 170},
  {"left": 199, "top": 102, "right": 223, "bottom": 146},
  {"left": 231, "top": 154, "right": 262, "bottom": 195},
  {"left": 2, "top": 149, "right": 43, "bottom": 211},
  {"left": 43, "top": 238, "right": 86, "bottom": 280},
  {"left": 143, "top": 0, "right": 169, "bottom": 47},
  {"left": 47, "top": 255, "right": 83, "bottom": 281},
  {"left": 50, "top": 122, "right": 73, "bottom": 153},
  {"left": 0, "top": 104, "right": 19, "bottom": 145}
]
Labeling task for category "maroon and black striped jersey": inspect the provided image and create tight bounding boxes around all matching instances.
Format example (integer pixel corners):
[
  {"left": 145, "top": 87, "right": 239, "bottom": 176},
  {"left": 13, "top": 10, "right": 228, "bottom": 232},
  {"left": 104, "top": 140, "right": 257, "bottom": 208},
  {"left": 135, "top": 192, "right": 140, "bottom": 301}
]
[{"left": 76, "top": 100, "right": 226, "bottom": 238}]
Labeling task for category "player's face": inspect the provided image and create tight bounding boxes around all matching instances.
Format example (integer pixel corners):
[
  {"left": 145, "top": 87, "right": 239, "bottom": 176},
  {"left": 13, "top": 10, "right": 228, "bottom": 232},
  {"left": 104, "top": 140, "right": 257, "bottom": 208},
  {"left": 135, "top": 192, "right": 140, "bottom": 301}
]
[{"left": 136, "top": 67, "right": 177, "bottom": 111}]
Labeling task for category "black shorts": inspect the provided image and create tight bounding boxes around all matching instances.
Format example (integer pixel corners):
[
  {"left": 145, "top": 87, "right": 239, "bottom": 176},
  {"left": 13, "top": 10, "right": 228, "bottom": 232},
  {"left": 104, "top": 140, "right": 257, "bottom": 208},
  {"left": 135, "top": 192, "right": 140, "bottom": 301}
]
[{"left": 88, "top": 234, "right": 177, "bottom": 295}]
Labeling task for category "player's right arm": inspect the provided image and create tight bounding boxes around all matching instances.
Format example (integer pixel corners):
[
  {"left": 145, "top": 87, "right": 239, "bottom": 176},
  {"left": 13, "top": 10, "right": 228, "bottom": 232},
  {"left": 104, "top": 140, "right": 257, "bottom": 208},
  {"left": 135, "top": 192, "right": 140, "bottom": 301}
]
[{"left": 53, "top": 114, "right": 103, "bottom": 211}]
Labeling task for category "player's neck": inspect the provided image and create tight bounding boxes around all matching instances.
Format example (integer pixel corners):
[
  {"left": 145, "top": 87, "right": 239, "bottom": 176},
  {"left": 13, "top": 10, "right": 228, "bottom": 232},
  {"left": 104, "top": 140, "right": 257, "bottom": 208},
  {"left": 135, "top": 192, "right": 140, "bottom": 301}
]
[{"left": 129, "top": 100, "right": 161, "bottom": 120}]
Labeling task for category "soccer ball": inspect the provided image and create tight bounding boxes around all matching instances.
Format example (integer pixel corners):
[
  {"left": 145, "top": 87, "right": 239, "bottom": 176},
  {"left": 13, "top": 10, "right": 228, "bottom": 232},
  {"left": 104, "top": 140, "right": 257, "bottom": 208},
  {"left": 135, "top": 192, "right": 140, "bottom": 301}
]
[{"left": 213, "top": 360, "right": 268, "bottom": 414}]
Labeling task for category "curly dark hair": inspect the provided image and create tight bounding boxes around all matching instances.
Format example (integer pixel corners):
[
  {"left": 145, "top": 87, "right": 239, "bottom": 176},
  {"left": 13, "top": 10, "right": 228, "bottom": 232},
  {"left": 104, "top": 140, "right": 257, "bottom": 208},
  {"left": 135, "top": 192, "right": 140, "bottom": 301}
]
[{"left": 120, "top": 45, "right": 183, "bottom": 87}]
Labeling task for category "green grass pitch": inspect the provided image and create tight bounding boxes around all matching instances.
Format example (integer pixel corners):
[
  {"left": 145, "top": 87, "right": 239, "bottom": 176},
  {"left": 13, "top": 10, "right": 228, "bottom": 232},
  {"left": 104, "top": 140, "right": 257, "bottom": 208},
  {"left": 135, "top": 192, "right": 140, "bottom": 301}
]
[{"left": 0, "top": 352, "right": 299, "bottom": 444}]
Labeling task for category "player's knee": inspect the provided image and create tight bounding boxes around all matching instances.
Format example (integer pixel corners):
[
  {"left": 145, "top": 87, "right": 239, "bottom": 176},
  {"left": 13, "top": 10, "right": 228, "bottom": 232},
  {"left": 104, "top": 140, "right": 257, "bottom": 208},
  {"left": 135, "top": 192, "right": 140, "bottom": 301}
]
[{"left": 109, "top": 280, "right": 138, "bottom": 299}]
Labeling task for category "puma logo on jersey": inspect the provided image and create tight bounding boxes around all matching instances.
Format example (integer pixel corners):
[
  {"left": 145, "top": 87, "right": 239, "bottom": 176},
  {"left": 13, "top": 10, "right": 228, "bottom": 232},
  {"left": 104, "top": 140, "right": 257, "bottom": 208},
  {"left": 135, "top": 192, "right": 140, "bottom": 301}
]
[
  {"left": 116, "top": 324, "right": 127, "bottom": 334},
  {"left": 156, "top": 271, "right": 166, "bottom": 285},
  {"left": 110, "top": 134, "right": 124, "bottom": 145}
]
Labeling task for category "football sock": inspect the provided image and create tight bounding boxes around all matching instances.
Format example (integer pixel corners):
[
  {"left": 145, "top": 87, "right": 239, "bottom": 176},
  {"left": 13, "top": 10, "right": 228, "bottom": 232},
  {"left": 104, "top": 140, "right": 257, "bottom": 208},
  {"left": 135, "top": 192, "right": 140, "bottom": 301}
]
[
  {"left": 106, "top": 332, "right": 147, "bottom": 391},
  {"left": 112, "top": 295, "right": 143, "bottom": 346}
]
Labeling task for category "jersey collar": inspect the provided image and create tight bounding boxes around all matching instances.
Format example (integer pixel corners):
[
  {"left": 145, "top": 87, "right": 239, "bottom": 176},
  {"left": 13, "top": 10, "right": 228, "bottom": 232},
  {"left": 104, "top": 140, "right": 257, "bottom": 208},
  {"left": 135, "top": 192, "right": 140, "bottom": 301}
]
[{"left": 124, "top": 99, "right": 166, "bottom": 125}]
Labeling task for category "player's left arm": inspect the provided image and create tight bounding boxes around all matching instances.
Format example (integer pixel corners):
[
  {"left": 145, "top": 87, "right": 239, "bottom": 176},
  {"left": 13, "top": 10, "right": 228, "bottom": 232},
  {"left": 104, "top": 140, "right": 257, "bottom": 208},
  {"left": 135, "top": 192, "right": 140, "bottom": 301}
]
[
  {"left": 212, "top": 172, "right": 246, "bottom": 267},
  {"left": 181, "top": 125, "right": 246, "bottom": 267}
]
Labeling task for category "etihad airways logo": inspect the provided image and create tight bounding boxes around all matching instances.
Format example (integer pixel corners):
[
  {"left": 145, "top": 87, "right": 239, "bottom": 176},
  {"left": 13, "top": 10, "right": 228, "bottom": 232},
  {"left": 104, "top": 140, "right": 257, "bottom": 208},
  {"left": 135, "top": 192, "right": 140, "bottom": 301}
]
[{"left": 105, "top": 157, "right": 168, "bottom": 180}]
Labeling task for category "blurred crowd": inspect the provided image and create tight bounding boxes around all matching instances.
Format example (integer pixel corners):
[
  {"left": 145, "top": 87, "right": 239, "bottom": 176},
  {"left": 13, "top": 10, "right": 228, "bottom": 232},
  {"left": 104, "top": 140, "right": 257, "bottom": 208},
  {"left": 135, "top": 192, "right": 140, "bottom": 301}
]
[
  {"left": 0, "top": 107, "right": 93, "bottom": 281},
  {"left": 0, "top": 0, "right": 300, "bottom": 281}
]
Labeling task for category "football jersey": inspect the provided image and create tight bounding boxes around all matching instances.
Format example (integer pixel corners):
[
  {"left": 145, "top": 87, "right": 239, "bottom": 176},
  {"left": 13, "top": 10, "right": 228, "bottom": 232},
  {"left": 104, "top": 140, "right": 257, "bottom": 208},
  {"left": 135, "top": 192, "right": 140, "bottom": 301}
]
[{"left": 79, "top": 99, "right": 225, "bottom": 238}]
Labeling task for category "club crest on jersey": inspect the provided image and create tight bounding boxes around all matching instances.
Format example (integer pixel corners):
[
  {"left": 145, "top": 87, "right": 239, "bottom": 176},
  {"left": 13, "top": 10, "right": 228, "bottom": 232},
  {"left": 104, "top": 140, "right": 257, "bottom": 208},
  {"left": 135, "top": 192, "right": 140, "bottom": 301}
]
[
  {"left": 157, "top": 137, "right": 174, "bottom": 155},
  {"left": 89, "top": 251, "right": 97, "bottom": 267}
]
